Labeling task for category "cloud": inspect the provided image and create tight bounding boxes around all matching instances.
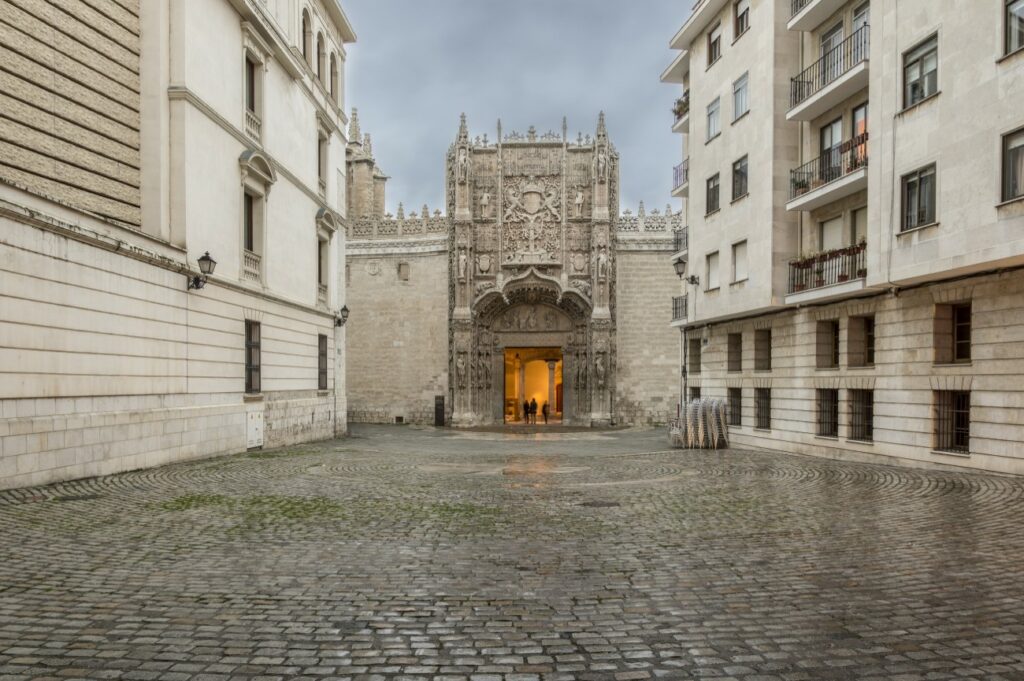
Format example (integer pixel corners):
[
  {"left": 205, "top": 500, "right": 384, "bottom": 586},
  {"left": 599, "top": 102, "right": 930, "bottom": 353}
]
[{"left": 344, "top": 0, "right": 687, "bottom": 215}]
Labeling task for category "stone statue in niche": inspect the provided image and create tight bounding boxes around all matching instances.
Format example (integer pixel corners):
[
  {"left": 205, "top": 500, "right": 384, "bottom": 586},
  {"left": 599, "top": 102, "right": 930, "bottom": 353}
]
[
  {"left": 596, "top": 247, "right": 609, "bottom": 280},
  {"left": 594, "top": 353, "right": 606, "bottom": 389},
  {"left": 577, "top": 352, "right": 588, "bottom": 390},
  {"left": 595, "top": 148, "right": 608, "bottom": 183},
  {"left": 543, "top": 310, "right": 557, "bottom": 330},
  {"left": 456, "top": 352, "right": 467, "bottom": 389},
  {"left": 480, "top": 191, "right": 491, "bottom": 217},
  {"left": 458, "top": 249, "right": 468, "bottom": 281},
  {"left": 457, "top": 147, "right": 469, "bottom": 183},
  {"left": 574, "top": 186, "right": 584, "bottom": 218}
]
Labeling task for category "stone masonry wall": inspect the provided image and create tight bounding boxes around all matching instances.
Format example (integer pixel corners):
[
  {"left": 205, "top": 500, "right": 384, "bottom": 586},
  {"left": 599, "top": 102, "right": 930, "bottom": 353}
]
[{"left": 345, "top": 250, "right": 449, "bottom": 424}]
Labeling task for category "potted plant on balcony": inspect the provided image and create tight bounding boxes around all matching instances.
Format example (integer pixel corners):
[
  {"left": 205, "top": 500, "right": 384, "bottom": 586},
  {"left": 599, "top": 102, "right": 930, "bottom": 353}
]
[{"left": 793, "top": 177, "right": 809, "bottom": 196}]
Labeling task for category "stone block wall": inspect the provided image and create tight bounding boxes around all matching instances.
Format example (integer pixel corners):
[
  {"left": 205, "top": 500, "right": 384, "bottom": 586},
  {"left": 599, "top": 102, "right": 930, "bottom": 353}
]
[
  {"left": 0, "top": 0, "right": 142, "bottom": 227},
  {"left": 614, "top": 247, "right": 680, "bottom": 425},
  {"left": 690, "top": 270, "right": 1024, "bottom": 475},
  {"left": 345, "top": 249, "right": 449, "bottom": 424}
]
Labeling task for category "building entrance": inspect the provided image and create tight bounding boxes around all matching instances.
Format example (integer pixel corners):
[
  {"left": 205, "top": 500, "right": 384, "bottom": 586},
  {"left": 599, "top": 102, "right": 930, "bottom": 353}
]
[{"left": 503, "top": 347, "right": 563, "bottom": 424}]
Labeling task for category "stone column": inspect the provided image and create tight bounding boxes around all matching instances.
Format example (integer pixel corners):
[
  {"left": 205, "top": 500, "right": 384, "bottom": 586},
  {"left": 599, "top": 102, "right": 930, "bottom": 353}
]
[
  {"left": 547, "top": 361, "right": 557, "bottom": 418},
  {"left": 517, "top": 359, "right": 525, "bottom": 420}
]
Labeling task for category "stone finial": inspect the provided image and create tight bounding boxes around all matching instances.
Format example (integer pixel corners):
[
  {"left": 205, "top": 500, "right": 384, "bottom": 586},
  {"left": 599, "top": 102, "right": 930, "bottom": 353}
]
[
  {"left": 596, "top": 111, "right": 607, "bottom": 140},
  {"left": 562, "top": 116, "right": 568, "bottom": 141},
  {"left": 434, "top": 209, "right": 441, "bottom": 217},
  {"left": 422, "top": 204, "right": 429, "bottom": 219},
  {"left": 527, "top": 125, "right": 537, "bottom": 142},
  {"left": 496, "top": 118, "right": 502, "bottom": 142},
  {"left": 349, "top": 108, "right": 361, "bottom": 143},
  {"left": 666, "top": 203, "right": 673, "bottom": 216},
  {"left": 397, "top": 202, "right": 405, "bottom": 220},
  {"left": 363, "top": 133, "right": 372, "bottom": 157},
  {"left": 457, "top": 113, "right": 469, "bottom": 143}
]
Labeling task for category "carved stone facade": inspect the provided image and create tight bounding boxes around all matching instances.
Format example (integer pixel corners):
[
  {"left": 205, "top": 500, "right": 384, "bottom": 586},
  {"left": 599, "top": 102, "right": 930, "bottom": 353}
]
[{"left": 346, "top": 112, "right": 681, "bottom": 427}]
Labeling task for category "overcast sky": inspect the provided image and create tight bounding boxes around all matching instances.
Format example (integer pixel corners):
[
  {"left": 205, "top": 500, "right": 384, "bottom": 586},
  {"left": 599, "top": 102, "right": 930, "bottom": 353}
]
[{"left": 344, "top": 0, "right": 691, "bottom": 216}]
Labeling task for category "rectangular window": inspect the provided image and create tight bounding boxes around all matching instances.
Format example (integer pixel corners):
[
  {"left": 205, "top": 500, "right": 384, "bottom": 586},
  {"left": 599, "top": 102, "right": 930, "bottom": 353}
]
[
  {"left": 728, "top": 387, "right": 742, "bottom": 426},
  {"left": 904, "top": 36, "right": 938, "bottom": 108},
  {"left": 754, "top": 329, "right": 772, "bottom": 371},
  {"left": 733, "top": 72, "right": 749, "bottom": 120},
  {"left": 732, "top": 240, "right": 748, "bottom": 282},
  {"left": 689, "top": 387, "right": 702, "bottom": 402},
  {"left": 245, "top": 57, "right": 257, "bottom": 113},
  {"left": 1003, "top": 128, "right": 1024, "bottom": 202},
  {"left": 816, "top": 320, "right": 840, "bottom": 369},
  {"left": 397, "top": 262, "right": 411, "bottom": 281},
  {"left": 849, "top": 389, "right": 874, "bottom": 442},
  {"left": 245, "top": 320, "right": 261, "bottom": 394},
  {"left": 706, "top": 173, "right": 720, "bottom": 214},
  {"left": 707, "top": 98, "right": 721, "bottom": 141},
  {"left": 243, "top": 192, "right": 255, "bottom": 252},
  {"left": 318, "top": 334, "right": 328, "bottom": 390},
  {"left": 317, "top": 135, "right": 328, "bottom": 193},
  {"left": 734, "top": 0, "right": 750, "bottom": 37},
  {"left": 1008, "top": 0, "right": 1024, "bottom": 55},
  {"left": 732, "top": 156, "right": 748, "bottom": 200},
  {"left": 754, "top": 388, "right": 771, "bottom": 430},
  {"left": 902, "top": 164, "right": 937, "bottom": 231},
  {"left": 935, "top": 302, "right": 971, "bottom": 364},
  {"left": 935, "top": 391, "right": 970, "bottom": 454},
  {"left": 848, "top": 315, "right": 876, "bottom": 367},
  {"left": 317, "top": 240, "right": 327, "bottom": 285},
  {"left": 688, "top": 337, "right": 702, "bottom": 375},
  {"left": 706, "top": 251, "right": 720, "bottom": 290},
  {"left": 708, "top": 24, "right": 722, "bottom": 65},
  {"left": 727, "top": 333, "right": 742, "bottom": 372},
  {"left": 816, "top": 389, "right": 839, "bottom": 438}
]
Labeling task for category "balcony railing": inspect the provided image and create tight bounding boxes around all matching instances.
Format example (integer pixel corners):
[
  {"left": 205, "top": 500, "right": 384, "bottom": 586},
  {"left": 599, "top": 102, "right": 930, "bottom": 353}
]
[
  {"left": 673, "top": 227, "right": 688, "bottom": 253},
  {"left": 790, "top": 0, "right": 813, "bottom": 18},
  {"left": 673, "top": 160, "right": 689, "bottom": 190},
  {"left": 243, "top": 249, "right": 261, "bottom": 283},
  {"left": 790, "top": 132, "right": 868, "bottom": 201},
  {"left": 672, "top": 295, "right": 688, "bottom": 322},
  {"left": 672, "top": 91, "right": 690, "bottom": 122},
  {"left": 788, "top": 241, "right": 866, "bottom": 294},
  {"left": 317, "top": 283, "right": 328, "bottom": 305},
  {"left": 245, "top": 109, "right": 262, "bottom": 142},
  {"left": 790, "top": 25, "right": 869, "bottom": 109}
]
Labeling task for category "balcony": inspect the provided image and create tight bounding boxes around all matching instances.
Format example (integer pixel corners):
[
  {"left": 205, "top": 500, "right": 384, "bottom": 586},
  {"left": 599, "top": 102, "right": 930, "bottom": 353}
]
[
  {"left": 672, "top": 295, "right": 688, "bottom": 325},
  {"left": 245, "top": 109, "right": 262, "bottom": 143},
  {"left": 672, "top": 92, "right": 690, "bottom": 133},
  {"left": 787, "top": 133, "right": 868, "bottom": 211},
  {"left": 243, "top": 249, "right": 261, "bottom": 283},
  {"left": 787, "top": 242, "right": 866, "bottom": 301},
  {"left": 672, "top": 227, "right": 688, "bottom": 257},
  {"left": 788, "top": 25, "right": 869, "bottom": 121},
  {"left": 789, "top": 0, "right": 854, "bottom": 31},
  {"left": 317, "top": 283, "right": 328, "bottom": 306},
  {"left": 672, "top": 160, "right": 689, "bottom": 198}
]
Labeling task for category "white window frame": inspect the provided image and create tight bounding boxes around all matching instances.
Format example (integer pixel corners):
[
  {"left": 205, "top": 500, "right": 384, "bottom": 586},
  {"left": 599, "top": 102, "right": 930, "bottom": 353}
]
[
  {"left": 732, "top": 240, "right": 748, "bottom": 283},
  {"left": 706, "top": 251, "right": 720, "bottom": 291},
  {"left": 732, "top": 72, "right": 749, "bottom": 121},
  {"left": 707, "top": 97, "right": 721, "bottom": 141}
]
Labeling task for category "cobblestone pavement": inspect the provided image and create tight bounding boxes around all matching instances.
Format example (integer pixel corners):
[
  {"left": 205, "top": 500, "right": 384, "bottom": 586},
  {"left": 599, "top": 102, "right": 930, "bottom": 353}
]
[{"left": 2, "top": 425, "right": 1024, "bottom": 681}]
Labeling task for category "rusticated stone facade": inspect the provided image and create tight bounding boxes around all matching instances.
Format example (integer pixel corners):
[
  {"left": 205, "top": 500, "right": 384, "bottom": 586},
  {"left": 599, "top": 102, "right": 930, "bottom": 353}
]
[{"left": 346, "top": 112, "right": 680, "bottom": 426}]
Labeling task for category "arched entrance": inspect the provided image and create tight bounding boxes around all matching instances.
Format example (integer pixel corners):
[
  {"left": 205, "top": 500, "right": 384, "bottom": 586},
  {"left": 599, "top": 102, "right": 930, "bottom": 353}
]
[{"left": 503, "top": 347, "right": 562, "bottom": 424}]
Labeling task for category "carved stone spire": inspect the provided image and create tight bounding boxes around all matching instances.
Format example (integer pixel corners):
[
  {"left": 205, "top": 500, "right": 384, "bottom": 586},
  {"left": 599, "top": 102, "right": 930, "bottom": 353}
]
[
  {"left": 349, "top": 108, "right": 361, "bottom": 143},
  {"left": 363, "top": 133, "right": 372, "bottom": 157},
  {"left": 457, "top": 113, "right": 469, "bottom": 145},
  {"left": 397, "top": 202, "right": 404, "bottom": 220},
  {"left": 596, "top": 111, "right": 608, "bottom": 142},
  {"left": 638, "top": 200, "right": 646, "bottom": 218},
  {"left": 562, "top": 116, "right": 568, "bottom": 141}
]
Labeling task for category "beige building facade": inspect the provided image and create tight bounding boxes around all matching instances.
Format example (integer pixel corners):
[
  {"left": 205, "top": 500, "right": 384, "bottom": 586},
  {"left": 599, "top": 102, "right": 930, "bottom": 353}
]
[
  {"left": 345, "top": 114, "right": 681, "bottom": 426},
  {"left": 663, "top": 0, "right": 1024, "bottom": 474},
  {"left": 0, "top": 0, "right": 355, "bottom": 489}
]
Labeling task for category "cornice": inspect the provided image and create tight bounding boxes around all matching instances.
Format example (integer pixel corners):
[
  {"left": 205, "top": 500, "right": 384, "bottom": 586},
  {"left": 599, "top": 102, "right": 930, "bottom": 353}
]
[{"left": 347, "top": 237, "right": 449, "bottom": 256}]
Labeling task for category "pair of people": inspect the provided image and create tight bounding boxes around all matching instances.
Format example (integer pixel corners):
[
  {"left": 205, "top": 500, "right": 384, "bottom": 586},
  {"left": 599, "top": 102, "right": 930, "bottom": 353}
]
[{"left": 521, "top": 398, "right": 551, "bottom": 424}]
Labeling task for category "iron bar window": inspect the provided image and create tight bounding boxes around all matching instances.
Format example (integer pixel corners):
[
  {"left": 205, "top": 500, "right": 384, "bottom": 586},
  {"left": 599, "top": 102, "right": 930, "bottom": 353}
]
[
  {"left": 672, "top": 295, "right": 688, "bottom": 322},
  {"left": 953, "top": 303, "right": 971, "bottom": 362},
  {"left": 727, "top": 333, "right": 742, "bottom": 372},
  {"left": 849, "top": 389, "right": 874, "bottom": 442},
  {"left": 754, "top": 329, "right": 772, "bottom": 371},
  {"left": 728, "top": 387, "right": 742, "bottom": 426},
  {"left": 674, "top": 227, "right": 688, "bottom": 252},
  {"left": 935, "top": 391, "right": 970, "bottom": 454},
  {"left": 816, "top": 320, "right": 840, "bottom": 369},
  {"left": 245, "top": 320, "right": 261, "bottom": 394},
  {"left": 902, "top": 164, "right": 936, "bottom": 231},
  {"left": 816, "top": 389, "right": 839, "bottom": 437},
  {"left": 754, "top": 388, "right": 771, "bottom": 430},
  {"left": 318, "top": 334, "right": 328, "bottom": 390},
  {"left": 689, "top": 387, "right": 702, "bottom": 402}
]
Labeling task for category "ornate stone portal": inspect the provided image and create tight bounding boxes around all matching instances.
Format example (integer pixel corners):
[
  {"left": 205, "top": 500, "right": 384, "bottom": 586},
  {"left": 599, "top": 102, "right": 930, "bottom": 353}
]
[{"left": 448, "top": 114, "right": 619, "bottom": 425}]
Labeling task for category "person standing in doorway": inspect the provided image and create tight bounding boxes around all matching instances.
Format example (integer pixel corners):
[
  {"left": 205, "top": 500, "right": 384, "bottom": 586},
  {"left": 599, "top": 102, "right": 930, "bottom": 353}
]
[
  {"left": 522, "top": 399, "right": 530, "bottom": 424},
  {"left": 542, "top": 402, "right": 549, "bottom": 424},
  {"left": 530, "top": 398, "right": 538, "bottom": 424}
]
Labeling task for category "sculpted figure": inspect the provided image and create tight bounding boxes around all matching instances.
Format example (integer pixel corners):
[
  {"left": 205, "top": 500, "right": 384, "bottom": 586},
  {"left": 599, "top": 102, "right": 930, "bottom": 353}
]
[
  {"left": 574, "top": 187, "right": 584, "bottom": 218},
  {"left": 458, "top": 249, "right": 468, "bottom": 280},
  {"left": 596, "top": 247, "right": 609, "bottom": 280},
  {"left": 456, "top": 353, "right": 467, "bottom": 389},
  {"left": 594, "top": 353, "right": 606, "bottom": 389},
  {"left": 480, "top": 191, "right": 491, "bottom": 217},
  {"left": 596, "top": 148, "right": 608, "bottom": 182},
  {"left": 543, "top": 188, "right": 561, "bottom": 221},
  {"left": 457, "top": 147, "right": 469, "bottom": 183},
  {"left": 504, "top": 187, "right": 523, "bottom": 221}
]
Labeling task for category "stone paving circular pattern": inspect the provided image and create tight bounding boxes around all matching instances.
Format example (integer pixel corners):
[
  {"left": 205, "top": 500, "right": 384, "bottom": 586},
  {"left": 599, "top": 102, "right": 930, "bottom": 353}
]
[{"left": 1, "top": 425, "right": 1023, "bottom": 681}]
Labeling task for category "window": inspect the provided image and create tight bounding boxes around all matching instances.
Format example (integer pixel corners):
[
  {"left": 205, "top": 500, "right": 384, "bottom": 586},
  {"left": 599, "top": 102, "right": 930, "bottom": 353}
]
[
  {"left": 734, "top": 0, "right": 750, "bottom": 37},
  {"left": 316, "top": 32, "right": 326, "bottom": 80},
  {"left": 754, "top": 329, "right": 771, "bottom": 371},
  {"left": 318, "top": 334, "right": 328, "bottom": 390},
  {"left": 708, "top": 24, "right": 722, "bottom": 65},
  {"left": 816, "top": 320, "right": 840, "bottom": 369},
  {"left": 732, "top": 156, "right": 748, "bottom": 200},
  {"left": 733, "top": 73, "right": 749, "bottom": 120},
  {"left": 301, "top": 10, "right": 312, "bottom": 66},
  {"left": 706, "top": 174, "right": 720, "bottom": 214},
  {"left": 727, "top": 333, "right": 742, "bottom": 372},
  {"left": 820, "top": 216, "right": 843, "bottom": 252},
  {"left": 245, "top": 320, "right": 261, "bottom": 394},
  {"left": 318, "top": 133, "right": 328, "bottom": 195},
  {"left": 848, "top": 316, "right": 875, "bottom": 367},
  {"left": 318, "top": 239, "right": 328, "bottom": 285},
  {"left": 935, "top": 391, "right": 970, "bottom": 454},
  {"left": 330, "top": 53, "right": 340, "bottom": 103},
  {"left": 853, "top": 206, "right": 868, "bottom": 244},
  {"left": 728, "top": 388, "right": 742, "bottom": 426},
  {"left": 732, "top": 240, "right": 748, "bottom": 282},
  {"left": 706, "top": 98, "right": 721, "bottom": 141},
  {"left": 243, "top": 193, "right": 255, "bottom": 252},
  {"left": 902, "top": 165, "right": 936, "bottom": 230},
  {"left": 688, "top": 337, "right": 702, "bottom": 375},
  {"left": 245, "top": 57, "right": 257, "bottom": 114},
  {"left": 934, "top": 302, "right": 971, "bottom": 364},
  {"left": 816, "top": 389, "right": 839, "bottom": 438},
  {"left": 904, "top": 36, "right": 938, "bottom": 107},
  {"left": 849, "top": 390, "right": 874, "bottom": 442},
  {"left": 754, "top": 388, "right": 771, "bottom": 430},
  {"left": 689, "top": 387, "right": 702, "bottom": 401},
  {"left": 1007, "top": 0, "right": 1024, "bottom": 54},
  {"left": 397, "top": 262, "right": 410, "bottom": 281},
  {"left": 706, "top": 251, "right": 720, "bottom": 290},
  {"left": 1003, "top": 128, "right": 1024, "bottom": 202}
]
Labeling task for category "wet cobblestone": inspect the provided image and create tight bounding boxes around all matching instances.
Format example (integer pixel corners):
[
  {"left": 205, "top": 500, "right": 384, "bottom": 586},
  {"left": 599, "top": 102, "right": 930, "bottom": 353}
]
[{"left": 1, "top": 424, "right": 1023, "bottom": 680}]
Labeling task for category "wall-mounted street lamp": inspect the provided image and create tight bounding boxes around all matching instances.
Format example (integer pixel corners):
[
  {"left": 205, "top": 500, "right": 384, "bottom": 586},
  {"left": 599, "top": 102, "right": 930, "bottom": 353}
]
[
  {"left": 335, "top": 305, "right": 350, "bottom": 327},
  {"left": 673, "top": 259, "right": 700, "bottom": 287},
  {"left": 187, "top": 252, "right": 217, "bottom": 290}
]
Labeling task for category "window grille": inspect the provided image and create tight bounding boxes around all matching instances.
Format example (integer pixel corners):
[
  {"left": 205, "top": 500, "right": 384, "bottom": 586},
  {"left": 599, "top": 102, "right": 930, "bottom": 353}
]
[
  {"left": 935, "top": 391, "right": 970, "bottom": 454},
  {"left": 245, "top": 321, "right": 261, "bottom": 394},
  {"left": 728, "top": 388, "right": 742, "bottom": 426},
  {"left": 816, "top": 389, "right": 839, "bottom": 437},
  {"left": 755, "top": 388, "right": 771, "bottom": 429},
  {"left": 849, "top": 389, "right": 874, "bottom": 442}
]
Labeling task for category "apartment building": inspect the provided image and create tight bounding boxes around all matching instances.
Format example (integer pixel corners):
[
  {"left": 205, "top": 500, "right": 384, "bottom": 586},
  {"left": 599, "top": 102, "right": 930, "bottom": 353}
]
[
  {"left": 0, "top": 0, "right": 355, "bottom": 489},
  {"left": 663, "top": 0, "right": 1024, "bottom": 474}
]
